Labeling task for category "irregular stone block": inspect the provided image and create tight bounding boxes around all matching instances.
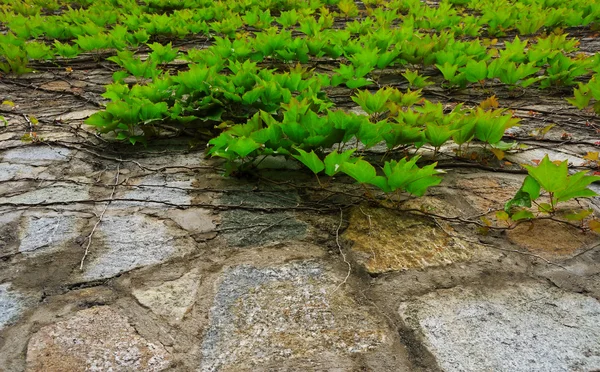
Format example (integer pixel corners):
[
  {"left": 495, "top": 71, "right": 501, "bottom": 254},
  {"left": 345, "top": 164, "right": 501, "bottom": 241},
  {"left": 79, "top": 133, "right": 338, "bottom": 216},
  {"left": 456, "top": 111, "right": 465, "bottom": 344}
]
[
  {"left": 0, "top": 283, "right": 36, "bottom": 330},
  {"left": 0, "top": 163, "right": 44, "bottom": 181},
  {"left": 114, "top": 174, "right": 191, "bottom": 208},
  {"left": 132, "top": 269, "right": 201, "bottom": 324},
  {"left": 19, "top": 215, "right": 80, "bottom": 254},
  {"left": 344, "top": 206, "right": 481, "bottom": 273},
  {"left": 399, "top": 282, "right": 600, "bottom": 371},
  {"left": 2, "top": 147, "right": 70, "bottom": 165},
  {"left": 82, "top": 214, "right": 194, "bottom": 280},
  {"left": 201, "top": 261, "right": 387, "bottom": 371},
  {"left": 0, "top": 184, "right": 90, "bottom": 205},
  {"left": 26, "top": 306, "right": 171, "bottom": 372}
]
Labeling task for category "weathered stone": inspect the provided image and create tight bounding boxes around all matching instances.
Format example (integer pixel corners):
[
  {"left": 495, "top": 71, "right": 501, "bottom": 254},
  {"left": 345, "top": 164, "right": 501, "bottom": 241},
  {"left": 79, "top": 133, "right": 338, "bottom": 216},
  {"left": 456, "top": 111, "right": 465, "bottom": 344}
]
[
  {"left": 507, "top": 219, "right": 599, "bottom": 257},
  {"left": 506, "top": 148, "right": 586, "bottom": 167},
  {"left": 115, "top": 174, "right": 191, "bottom": 208},
  {"left": 0, "top": 163, "right": 44, "bottom": 181},
  {"left": 454, "top": 176, "right": 520, "bottom": 213},
  {"left": 399, "top": 282, "right": 600, "bottom": 372},
  {"left": 19, "top": 215, "right": 80, "bottom": 254},
  {"left": 57, "top": 109, "right": 98, "bottom": 121},
  {"left": 220, "top": 209, "right": 307, "bottom": 247},
  {"left": 82, "top": 214, "right": 195, "bottom": 280},
  {"left": 0, "top": 184, "right": 89, "bottom": 205},
  {"left": 0, "top": 212, "right": 21, "bottom": 257},
  {"left": 0, "top": 283, "right": 36, "bottom": 330},
  {"left": 26, "top": 306, "right": 171, "bottom": 371},
  {"left": 200, "top": 261, "right": 387, "bottom": 371},
  {"left": 167, "top": 208, "right": 216, "bottom": 234},
  {"left": 218, "top": 187, "right": 307, "bottom": 247},
  {"left": 344, "top": 206, "right": 481, "bottom": 273},
  {"left": 132, "top": 269, "right": 201, "bottom": 324},
  {"left": 2, "top": 146, "right": 70, "bottom": 165}
]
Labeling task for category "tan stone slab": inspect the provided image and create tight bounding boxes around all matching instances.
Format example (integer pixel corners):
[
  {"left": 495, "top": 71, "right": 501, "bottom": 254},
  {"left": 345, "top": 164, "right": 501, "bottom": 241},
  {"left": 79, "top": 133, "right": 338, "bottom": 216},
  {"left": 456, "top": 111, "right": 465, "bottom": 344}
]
[
  {"left": 26, "top": 306, "right": 171, "bottom": 372},
  {"left": 345, "top": 206, "right": 482, "bottom": 273}
]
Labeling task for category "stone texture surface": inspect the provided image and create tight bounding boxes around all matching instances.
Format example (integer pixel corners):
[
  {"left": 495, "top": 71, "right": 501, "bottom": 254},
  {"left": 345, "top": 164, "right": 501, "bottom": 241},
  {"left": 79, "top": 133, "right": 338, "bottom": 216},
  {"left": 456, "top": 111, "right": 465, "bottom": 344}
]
[
  {"left": 26, "top": 306, "right": 171, "bottom": 372},
  {"left": 507, "top": 219, "right": 599, "bottom": 257},
  {"left": 81, "top": 213, "right": 195, "bottom": 280},
  {"left": 200, "top": 261, "right": 388, "bottom": 371},
  {"left": 115, "top": 173, "right": 192, "bottom": 208},
  {"left": 0, "top": 283, "right": 35, "bottom": 330},
  {"left": 344, "top": 206, "right": 482, "bottom": 273},
  {"left": 18, "top": 214, "right": 80, "bottom": 254},
  {"left": 132, "top": 269, "right": 201, "bottom": 324},
  {"left": 0, "top": 183, "right": 90, "bottom": 205},
  {"left": 399, "top": 282, "right": 600, "bottom": 372},
  {"left": 1, "top": 146, "right": 71, "bottom": 165}
]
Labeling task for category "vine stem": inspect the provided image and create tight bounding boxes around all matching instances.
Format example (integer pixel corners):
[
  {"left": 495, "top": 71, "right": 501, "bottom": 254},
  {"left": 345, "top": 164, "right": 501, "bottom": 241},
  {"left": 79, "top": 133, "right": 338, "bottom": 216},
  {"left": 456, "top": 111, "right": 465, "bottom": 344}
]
[{"left": 80, "top": 163, "right": 120, "bottom": 271}]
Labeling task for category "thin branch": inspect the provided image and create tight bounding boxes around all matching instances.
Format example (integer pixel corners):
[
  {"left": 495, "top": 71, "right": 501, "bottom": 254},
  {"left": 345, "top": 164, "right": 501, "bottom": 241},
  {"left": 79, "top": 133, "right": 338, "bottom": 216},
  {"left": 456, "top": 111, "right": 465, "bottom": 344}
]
[
  {"left": 80, "top": 163, "right": 119, "bottom": 271},
  {"left": 332, "top": 208, "right": 351, "bottom": 294}
]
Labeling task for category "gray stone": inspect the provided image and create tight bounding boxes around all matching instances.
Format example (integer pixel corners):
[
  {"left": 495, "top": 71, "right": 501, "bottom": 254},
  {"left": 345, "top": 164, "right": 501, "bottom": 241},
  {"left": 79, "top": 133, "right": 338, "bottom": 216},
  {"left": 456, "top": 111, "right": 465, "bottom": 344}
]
[
  {"left": 2, "top": 146, "right": 70, "bottom": 165},
  {"left": 19, "top": 215, "right": 80, "bottom": 254},
  {"left": 132, "top": 269, "right": 201, "bottom": 324},
  {"left": 0, "top": 163, "right": 44, "bottom": 181},
  {"left": 200, "top": 261, "right": 386, "bottom": 371},
  {"left": 219, "top": 209, "right": 307, "bottom": 247},
  {"left": 115, "top": 174, "right": 191, "bottom": 208},
  {"left": 506, "top": 148, "right": 586, "bottom": 167},
  {"left": 26, "top": 306, "right": 171, "bottom": 371},
  {"left": 399, "top": 282, "right": 600, "bottom": 372},
  {"left": 0, "top": 184, "right": 89, "bottom": 205},
  {"left": 0, "top": 283, "right": 36, "bottom": 329},
  {"left": 218, "top": 189, "right": 307, "bottom": 247},
  {"left": 57, "top": 109, "right": 98, "bottom": 121},
  {"left": 82, "top": 214, "right": 194, "bottom": 280},
  {"left": 0, "top": 212, "right": 21, "bottom": 257}
]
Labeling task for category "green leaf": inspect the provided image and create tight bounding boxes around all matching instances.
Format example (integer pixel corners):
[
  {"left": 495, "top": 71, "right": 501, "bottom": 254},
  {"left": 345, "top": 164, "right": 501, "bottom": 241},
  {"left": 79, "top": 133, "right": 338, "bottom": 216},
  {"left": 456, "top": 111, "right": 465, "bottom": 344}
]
[
  {"left": 229, "top": 137, "right": 261, "bottom": 157},
  {"left": 463, "top": 59, "right": 487, "bottom": 83},
  {"left": 523, "top": 155, "right": 568, "bottom": 194},
  {"left": 564, "top": 209, "right": 593, "bottom": 221},
  {"left": 292, "top": 148, "right": 324, "bottom": 174},
  {"left": 554, "top": 171, "right": 600, "bottom": 203},
  {"left": 505, "top": 175, "right": 540, "bottom": 212},
  {"left": 424, "top": 123, "right": 455, "bottom": 148},
  {"left": 511, "top": 210, "right": 535, "bottom": 221},
  {"left": 341, "top": 159, "right": 377, "bottom": 184},
  {"left": 324, "top": 149, "right": 356, "bottom": 176}
]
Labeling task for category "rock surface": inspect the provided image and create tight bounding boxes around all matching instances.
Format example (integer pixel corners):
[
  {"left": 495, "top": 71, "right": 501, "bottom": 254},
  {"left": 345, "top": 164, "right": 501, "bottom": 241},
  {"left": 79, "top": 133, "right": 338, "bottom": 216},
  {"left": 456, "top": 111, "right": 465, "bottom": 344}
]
[
  {"left": 26, "top": 306, "right": 171, "bottom": 372},
  {"left": 399, "top": 282, "right": 600, "bottom": 372}
]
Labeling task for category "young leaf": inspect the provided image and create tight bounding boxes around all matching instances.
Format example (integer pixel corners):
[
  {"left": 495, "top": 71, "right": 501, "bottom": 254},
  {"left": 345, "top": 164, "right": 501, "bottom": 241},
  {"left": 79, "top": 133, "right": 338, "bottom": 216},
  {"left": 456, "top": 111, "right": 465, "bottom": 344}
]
[
  {"left": 522, "top": 155, "right": 568, "bottom": 194},
  {"left": 293, "top": 148, "right": 325, "bottom": 174},
  {"left": 229, "top": 137, "right": 261, "bottom": 158},
  {"left": 324, "top": 149, "right": 356, "bottom": 176},
  {"left": 341, "top": 159, "right": 377, "bottom": 184}
]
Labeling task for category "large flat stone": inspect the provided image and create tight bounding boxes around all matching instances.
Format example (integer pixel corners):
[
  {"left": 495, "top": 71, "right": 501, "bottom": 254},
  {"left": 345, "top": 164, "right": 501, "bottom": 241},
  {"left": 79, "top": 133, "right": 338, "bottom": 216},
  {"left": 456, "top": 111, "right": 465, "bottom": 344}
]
[
  {"left": 114, "top": 174, "right": 191, "bottom": 208},
  {"left": 2, "top": 146, "right": 71, "bottom": 165},
  {"left": 132, "top": 269, "right": 201, "bottom": 324},
  {"left": 0, "top": 163, "right": 45, "bottom": 181},
  {"left": 507, "top": 219, "right": 599, "bottom": 257},
  {"left": 26, "top": 306, "right": 171, "bottom": 371},
  {"left": 0, "top": 283, "right": 36, "bottom": 330},
  {"left": 81, "top": 214, "right": 195, "bottom": 280},
  {"left": 200, "top": 261, "right": 389, "bottom": 371},
  {"left": 399, "top": 282, "right": 600, "bottom": 372},
  {"left": 0, "top": 184, "right": 90, "bottom": 205},
  {"left": 344, "top": 206, "right": 481, "bottom": 273},
  {"left": 19, "top": 215, "right": 80, "bottom": 254}
]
